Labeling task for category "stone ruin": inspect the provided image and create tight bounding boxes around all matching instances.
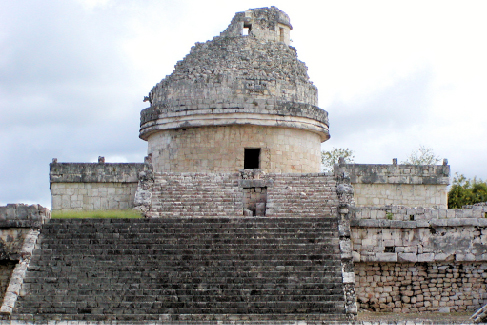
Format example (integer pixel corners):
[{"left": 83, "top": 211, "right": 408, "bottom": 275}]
[{"left": 1, "top": 6, "right": 487, "bottom": 325}]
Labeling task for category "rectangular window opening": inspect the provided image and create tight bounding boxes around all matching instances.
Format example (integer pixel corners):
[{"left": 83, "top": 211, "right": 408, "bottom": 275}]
[
  {"left": 243, "top": 23, "right": 252, "bottom": 36},
  {"left": 279, "top": 27, "right": 284, "bottom": 42},
  {"left": 244, "top": 148, "right": 260, "bottom": 169}
]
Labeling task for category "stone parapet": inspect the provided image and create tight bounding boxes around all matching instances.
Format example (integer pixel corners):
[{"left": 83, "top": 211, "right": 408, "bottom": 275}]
[
  {"left": 354, "top": 206, "right": 487, "bottom": 221},
  {"left": 340, "top": 163, "right": 450, "bottom": 185},
  {"left": 338, "top": 163, "right": 450, "bottom": 208},
  {"left": 50, "top": 161, "right": 149, "bottom": 211},
  {"left": 50, "top": 162, "right": 146, "bottom": 183}
]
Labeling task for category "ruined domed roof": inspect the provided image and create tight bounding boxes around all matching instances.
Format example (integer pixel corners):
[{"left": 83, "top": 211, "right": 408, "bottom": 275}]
[
  {"left": 148, "top": 7, "right": 316, "bottom": 108},
  {"left": 140, "top": 7, "right": 329, "bottom": 142}
]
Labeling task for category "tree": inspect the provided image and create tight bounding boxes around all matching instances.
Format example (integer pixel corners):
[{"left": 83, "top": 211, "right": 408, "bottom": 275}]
[
  {"left": 401, "top": 145, "right": 441, "bottom": 165},
  {"left": 448, "top": 173, "right": 487, "bottom": 209},
  {"left": 321, "top": 148, "right": 355, "bottom": 172}
]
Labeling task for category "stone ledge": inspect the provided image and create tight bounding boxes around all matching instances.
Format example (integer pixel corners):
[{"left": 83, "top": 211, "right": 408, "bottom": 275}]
[
  {"left": 337, "top": 164, "right": 450, "bottom": 185},
  {"left": 50, "top": 163, "right": 146, "bottom": 183},
  {"left": 351, "top": 218, "right": 487, "bottom": 229},
  {"left": 139, "top": 107, "right": 330, "bottom": 142}
]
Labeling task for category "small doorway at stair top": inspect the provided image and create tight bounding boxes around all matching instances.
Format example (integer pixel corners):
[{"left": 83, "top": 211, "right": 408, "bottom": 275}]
[{"left": 244, "top": 148, "right": 260, "bottom": 169}]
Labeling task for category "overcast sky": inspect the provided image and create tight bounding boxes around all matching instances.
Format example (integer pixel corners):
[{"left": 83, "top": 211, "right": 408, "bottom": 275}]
[{"left": 1, "top": 0, "right": 486, "bottom": 208}]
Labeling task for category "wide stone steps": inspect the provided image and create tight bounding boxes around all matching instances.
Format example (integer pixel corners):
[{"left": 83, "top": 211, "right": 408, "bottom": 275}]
[
  {"left": 13, "top": 217, "right": 347, "bottom": 321},
  {"left": 150, "top": 173, "right": 243, "bottom": 217},
  {"left": 265, "top": 175, "right": 339, "bottom": 218}
]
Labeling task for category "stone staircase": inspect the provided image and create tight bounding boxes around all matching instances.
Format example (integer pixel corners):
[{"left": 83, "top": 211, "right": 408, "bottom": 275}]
[
  {"left": 266, "top": 173, "right": 339, "bottom": 217},
  {"left": 150, "top": 173, "right": 243, "bottom": 217},
  {"left": 12, "top": 217, "right": 350, "bottom": 322}
]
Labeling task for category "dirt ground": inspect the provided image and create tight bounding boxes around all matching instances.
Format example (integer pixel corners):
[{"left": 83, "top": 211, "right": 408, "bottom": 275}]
[{"left": 357, "top": 311, "right": 475, "bottom": 323}]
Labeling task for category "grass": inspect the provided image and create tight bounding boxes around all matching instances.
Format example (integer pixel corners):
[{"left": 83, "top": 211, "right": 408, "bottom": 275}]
[{"left": 51, "top": 209, "right": 143, "bottom": 219}]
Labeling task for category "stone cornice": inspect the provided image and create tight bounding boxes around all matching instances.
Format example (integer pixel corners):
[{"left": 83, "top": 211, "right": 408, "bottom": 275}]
[{"left": 139, "top": 102, "right": 329, "bottom": 142}]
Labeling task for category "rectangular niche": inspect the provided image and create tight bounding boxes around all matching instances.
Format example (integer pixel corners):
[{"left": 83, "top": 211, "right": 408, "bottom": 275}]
[{"left": 243, "top": 187, "right": 267, "bottom": 216}]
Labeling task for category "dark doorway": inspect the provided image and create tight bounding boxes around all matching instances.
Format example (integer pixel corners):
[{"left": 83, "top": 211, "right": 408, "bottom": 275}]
[{"left": 244, "top": 148, "right": 260, "bottom": 169}]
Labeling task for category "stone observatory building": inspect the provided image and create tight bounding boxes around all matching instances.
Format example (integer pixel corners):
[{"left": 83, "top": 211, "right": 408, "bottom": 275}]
[
  {"left": 140, "top": 7, "right": 329, "bottom": 173},
  {"left": 11, "top": 7, "right": 356, "bottom": 323},
  {"left": 8, "top": 6, "right": 487, "bottom": 325}
]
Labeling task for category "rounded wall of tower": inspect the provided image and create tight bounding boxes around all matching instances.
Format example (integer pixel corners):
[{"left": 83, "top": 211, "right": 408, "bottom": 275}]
[{"left": 147, "top": 125, "right": 322, "bottom": 173}]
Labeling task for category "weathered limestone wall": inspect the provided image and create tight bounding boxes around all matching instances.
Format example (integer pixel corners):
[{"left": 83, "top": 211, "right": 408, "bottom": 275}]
[
  {"left": 50, "top": 161, "right": 146, "bottom": 211},
  {"left": 351, "top": 204, "right": 487, "bottom": 312},
  {"left": 148, "top": 125, "right": 322, "bottom": 173},
  {"left": 51, "top": 183, "right": 138, "bottom": 211},
  {"left": 353, "top": 184, "right": 447, "bottom": 208},
  {"left": 340, "top": 162, "right": 450, "bottom": 208}
]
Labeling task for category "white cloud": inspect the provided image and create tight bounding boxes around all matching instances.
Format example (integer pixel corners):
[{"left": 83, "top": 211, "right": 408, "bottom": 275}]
[{"left": 1, "top": 0, "right": 487, "bottom": 208}]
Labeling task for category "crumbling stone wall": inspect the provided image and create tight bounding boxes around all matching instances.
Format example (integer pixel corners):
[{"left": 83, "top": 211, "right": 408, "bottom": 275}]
[
  {"left": 50, "top": 160, "right": 147, "bottom": 211},
  {"left": 0, "top": 204, "right": 48, "bottom": 305},
  {"left": 147, "top": 8, "right": 316, "bottom": 110},
  {"left": 340, "top": 162, "right": 450, "bottom": 208},
  {"left": 220, "top": 7, "right": 292, "bottom": 45},
  {"left": 356, "top": 262, "right": 487, "bottom": 312},
  {"left": 352, "top": 204, "right": 487, "bottom": 312}
]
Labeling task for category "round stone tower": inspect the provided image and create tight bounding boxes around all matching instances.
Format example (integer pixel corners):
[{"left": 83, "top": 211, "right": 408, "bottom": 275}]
[{"left": 139, "top": 7, "right": 329, "bottom": 173}]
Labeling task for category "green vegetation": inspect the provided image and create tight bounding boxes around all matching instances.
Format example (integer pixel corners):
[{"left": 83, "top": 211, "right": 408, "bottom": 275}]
[
  {"left": 401, "top": 145, "right": 441, "bottom": 165},
  {"left": 448, "top": 173, "right": 487, "bottom": 209},
  {"left": 386, "top": 212, "right": 394, "bottom": 220},
  {"left": 321, "top": 148, "right": 355, "bottom": 172},
  {"left": 52, "top": 209, "right": 143, "bottom": 219}
]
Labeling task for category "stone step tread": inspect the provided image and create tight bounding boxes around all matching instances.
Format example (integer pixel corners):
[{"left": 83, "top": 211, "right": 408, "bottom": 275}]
[
  {"left": 46, "top": 217, "right": 338, "bottom": 223},
  {"left": 43, "top": 229, "right": 338, "bottom": 234},
  {"left": 41, "top": 231, "right": 337, "bottom": 236},
  {"left": 40, "top": 236, "right": 339, "bottom": 242},
  {"left": 10, "top": 314, "right": 351, "bottom": 322},
  {"left": 23, "top": 276, "right": 344, "bottom": 284},
  {"left": 18, "top": 295, "right": 345, "bottom": 303}
]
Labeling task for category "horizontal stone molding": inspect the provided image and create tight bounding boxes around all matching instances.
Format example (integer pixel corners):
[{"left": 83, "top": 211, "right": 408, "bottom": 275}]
[
  {"left": 339, "top": 163, "right": 450, "bottom": 185},
  {"left": 351, "top": 217, "right": 487, "bottom": 229},
  {"left": 139, "top": 102, "right": 329, "bottom": 141},
  {"left": 50, "top": 163, "right": 146, "bottom": 183},
  {"left": 354, "top": 206, "right": 487, "bottom": 221}
]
